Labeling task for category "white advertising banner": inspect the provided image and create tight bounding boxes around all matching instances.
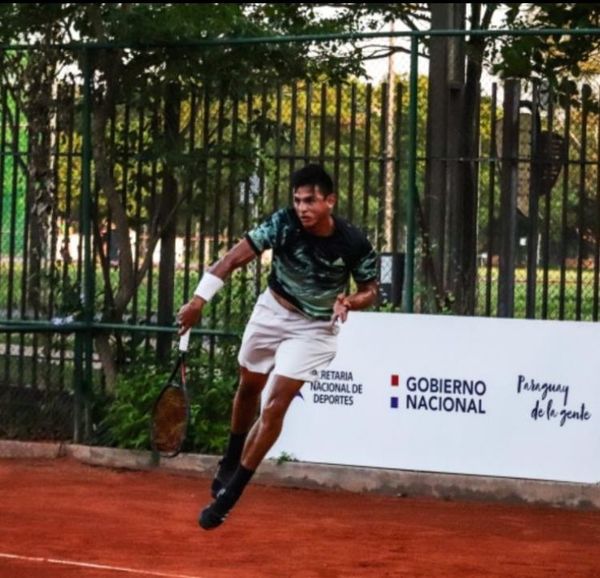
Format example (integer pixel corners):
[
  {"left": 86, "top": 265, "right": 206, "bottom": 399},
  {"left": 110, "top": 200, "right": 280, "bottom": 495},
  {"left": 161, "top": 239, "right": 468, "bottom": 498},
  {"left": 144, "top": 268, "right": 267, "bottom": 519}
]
[{"left": 266, "top": 313, "right": 600, "bottom": 483}]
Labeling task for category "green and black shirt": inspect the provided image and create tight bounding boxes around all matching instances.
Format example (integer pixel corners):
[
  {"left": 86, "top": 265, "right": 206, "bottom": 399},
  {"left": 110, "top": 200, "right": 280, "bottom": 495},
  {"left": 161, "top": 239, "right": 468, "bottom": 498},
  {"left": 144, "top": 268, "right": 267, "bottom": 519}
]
[{"left": 246, "top": 208, "right": 377, "bottom": 320}]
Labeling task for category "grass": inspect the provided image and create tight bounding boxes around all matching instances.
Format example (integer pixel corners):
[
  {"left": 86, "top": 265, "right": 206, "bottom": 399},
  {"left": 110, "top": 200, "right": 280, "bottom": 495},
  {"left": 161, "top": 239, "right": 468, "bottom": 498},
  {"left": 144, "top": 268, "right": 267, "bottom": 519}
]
[{"left": 476, "top": 267, "right": 599, "bottom": 320}]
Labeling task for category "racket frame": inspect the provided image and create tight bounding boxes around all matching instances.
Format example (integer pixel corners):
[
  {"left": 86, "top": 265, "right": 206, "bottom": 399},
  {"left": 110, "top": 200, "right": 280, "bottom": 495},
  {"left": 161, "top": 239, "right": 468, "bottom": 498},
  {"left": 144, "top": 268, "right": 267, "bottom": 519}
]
[{"left": 150, "top": 332, "right": 191, "bottom": 457}]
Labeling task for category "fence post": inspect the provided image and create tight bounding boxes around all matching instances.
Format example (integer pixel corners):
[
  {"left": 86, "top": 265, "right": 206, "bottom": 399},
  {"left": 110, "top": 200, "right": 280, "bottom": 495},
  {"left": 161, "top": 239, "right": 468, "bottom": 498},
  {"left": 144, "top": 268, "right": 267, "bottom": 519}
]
[
  {"left": 526, "top": 85, "right": 540, "bottom": 319},
  {"left": 403, "top": 35, "right": 418, "bottom": 313},
  {"left": 78, "top": 46, "right": 94, "bottom": 442},
  {"left": 156, "top": 81, "right": 181, "bottom": 363},
  {"left": 497, "top": 79, "right": 520, "bottom": 317}
]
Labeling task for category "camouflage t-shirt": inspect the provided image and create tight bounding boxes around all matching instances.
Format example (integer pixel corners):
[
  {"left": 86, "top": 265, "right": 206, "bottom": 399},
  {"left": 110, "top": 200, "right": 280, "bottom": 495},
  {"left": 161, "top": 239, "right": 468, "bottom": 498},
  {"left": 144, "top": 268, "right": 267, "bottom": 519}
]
[{"left": 246, "top": 208, "right": 377, "bottom": 320}]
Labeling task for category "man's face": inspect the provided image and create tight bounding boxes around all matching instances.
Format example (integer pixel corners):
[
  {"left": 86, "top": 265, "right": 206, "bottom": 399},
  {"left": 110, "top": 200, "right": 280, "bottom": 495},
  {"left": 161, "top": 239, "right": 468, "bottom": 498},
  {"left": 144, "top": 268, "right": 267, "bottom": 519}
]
[{"left": 293, "top": 185, "right": 336, "bottom": 231}]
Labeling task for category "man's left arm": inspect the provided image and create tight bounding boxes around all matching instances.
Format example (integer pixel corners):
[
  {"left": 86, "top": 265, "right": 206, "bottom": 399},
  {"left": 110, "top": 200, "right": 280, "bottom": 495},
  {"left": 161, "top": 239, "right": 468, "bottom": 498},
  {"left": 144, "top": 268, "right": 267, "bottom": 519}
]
[{"left": 331, "top": 279, "right": 378, "bottom": 324}]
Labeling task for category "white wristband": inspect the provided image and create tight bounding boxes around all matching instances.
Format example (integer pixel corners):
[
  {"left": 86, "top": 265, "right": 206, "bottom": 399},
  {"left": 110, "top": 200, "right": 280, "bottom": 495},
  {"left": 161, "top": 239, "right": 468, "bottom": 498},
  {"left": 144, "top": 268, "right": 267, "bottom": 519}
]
[{"left": 194, "top": 272, "right": 224, "bottom": 302}]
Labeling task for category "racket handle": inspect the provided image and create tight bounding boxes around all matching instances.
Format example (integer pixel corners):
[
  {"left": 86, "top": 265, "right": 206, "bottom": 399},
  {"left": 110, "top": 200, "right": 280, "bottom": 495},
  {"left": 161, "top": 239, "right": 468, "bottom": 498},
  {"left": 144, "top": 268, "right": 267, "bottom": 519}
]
[{"left": 179, "top": 329, "right": 191, "bottom": 352}]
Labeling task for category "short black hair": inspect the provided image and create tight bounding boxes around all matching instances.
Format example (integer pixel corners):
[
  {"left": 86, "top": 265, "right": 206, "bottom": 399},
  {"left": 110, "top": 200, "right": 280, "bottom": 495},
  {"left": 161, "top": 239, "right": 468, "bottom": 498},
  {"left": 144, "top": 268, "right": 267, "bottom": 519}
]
[{"left": 291, "top": 164, "right": 334, "bottom": 197}]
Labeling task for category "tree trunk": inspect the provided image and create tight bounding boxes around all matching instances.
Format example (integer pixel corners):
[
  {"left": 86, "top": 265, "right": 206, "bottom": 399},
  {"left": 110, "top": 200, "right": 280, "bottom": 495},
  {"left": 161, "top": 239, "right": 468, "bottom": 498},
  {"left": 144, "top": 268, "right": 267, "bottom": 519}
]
[
  {"left": 424, "top": 3, "right": 465, "bottom": 311},
  {"left": 454, "top": 5, "right": 483, "bottom": 315}
]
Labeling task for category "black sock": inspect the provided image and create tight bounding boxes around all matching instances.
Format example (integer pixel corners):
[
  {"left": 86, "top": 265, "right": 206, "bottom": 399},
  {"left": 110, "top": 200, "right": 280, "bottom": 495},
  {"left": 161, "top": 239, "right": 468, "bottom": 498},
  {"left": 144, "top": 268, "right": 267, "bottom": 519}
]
[
  {"left": 225, "top": 465, "right": 255, "bottom": 498},
  {"left": 222, "top": 432, "right": 247, "bottom": 468},
  {"left": 213, "top": 465, "right": 255, "bottom": 515}
]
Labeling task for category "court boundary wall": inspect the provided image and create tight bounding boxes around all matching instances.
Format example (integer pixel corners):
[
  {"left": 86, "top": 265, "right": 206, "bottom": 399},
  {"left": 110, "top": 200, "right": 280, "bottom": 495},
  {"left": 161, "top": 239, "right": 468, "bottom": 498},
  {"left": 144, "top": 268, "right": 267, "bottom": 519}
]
[{"left": 1, "top": 440, "right": 598, "bottom": 510}]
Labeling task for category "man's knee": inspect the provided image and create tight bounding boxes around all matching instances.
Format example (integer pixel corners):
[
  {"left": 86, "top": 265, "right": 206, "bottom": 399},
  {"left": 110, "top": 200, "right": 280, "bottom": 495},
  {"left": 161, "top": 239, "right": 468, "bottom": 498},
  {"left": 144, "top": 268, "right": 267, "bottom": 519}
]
[
  {"left": 260, "top": 396, "right": 288, "bottom": 429},
  {"left": 260, "top": 375, "right": 304, "bottom": 426}
]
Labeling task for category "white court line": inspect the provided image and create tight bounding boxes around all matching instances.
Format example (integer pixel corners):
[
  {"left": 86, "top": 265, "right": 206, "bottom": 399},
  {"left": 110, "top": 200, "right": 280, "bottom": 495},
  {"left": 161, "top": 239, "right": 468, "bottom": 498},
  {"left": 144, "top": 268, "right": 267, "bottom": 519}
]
[{"left": 0, "top": 552, "right": 204, "bottom": 578}]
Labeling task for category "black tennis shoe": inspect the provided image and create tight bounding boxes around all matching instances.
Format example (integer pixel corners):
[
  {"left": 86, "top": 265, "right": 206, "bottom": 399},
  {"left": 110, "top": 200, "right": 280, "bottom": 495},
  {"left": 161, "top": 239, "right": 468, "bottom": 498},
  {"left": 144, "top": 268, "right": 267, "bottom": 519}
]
[{"left": 198, "top": 489, "right": 234, "bottom": 531}]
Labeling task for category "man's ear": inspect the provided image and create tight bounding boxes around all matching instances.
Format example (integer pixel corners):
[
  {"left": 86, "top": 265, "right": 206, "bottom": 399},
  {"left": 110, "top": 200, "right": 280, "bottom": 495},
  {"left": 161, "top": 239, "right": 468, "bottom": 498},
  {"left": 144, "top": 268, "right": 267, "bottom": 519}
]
[{"left": 327, "top": 193, "right": 337, "bottom": 210}]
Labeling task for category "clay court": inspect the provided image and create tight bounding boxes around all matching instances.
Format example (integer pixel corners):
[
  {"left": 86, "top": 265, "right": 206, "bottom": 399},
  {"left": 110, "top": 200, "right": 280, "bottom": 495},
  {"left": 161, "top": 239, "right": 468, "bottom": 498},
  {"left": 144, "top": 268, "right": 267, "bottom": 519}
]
[{"left": 0, "top": 458, "right": 599, "bottom": 578}]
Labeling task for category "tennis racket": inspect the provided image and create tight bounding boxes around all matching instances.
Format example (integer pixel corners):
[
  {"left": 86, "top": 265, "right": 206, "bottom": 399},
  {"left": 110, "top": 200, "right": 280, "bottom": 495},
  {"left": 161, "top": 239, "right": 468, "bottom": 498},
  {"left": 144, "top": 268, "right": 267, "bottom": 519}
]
[{"left": 150, "top": 330, "right": 191, "bottom": 458}]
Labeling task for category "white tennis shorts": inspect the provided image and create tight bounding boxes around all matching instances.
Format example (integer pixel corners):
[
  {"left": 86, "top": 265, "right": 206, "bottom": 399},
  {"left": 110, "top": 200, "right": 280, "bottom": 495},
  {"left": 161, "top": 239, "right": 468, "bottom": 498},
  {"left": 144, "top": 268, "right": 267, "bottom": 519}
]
[{"left": 237, "top": 289, "right": 339, "bottom": 382}]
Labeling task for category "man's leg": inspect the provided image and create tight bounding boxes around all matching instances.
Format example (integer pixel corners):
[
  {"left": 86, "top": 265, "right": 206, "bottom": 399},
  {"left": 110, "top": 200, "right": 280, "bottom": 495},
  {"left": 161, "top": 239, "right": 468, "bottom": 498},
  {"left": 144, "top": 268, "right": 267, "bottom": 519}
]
[
  {"left": 232, "top": 366, "right": 269, "bottom": 432},
  {"left": 200, "top": 374, "right": 304, "bottom": 530},
  {"left": 239, "top": 374, "right": 304, "bottom": 469},
  {"left": 211, "top": 366, "right": 269, "bottom": 497}
]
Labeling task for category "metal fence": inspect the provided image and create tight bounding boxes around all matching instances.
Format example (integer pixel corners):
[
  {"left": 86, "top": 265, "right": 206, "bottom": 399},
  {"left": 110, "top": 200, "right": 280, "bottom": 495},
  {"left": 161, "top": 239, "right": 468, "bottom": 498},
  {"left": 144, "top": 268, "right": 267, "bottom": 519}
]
[
  {"left": 1, "top": 28, "right": 600, "bottom": 448},
  {"left": 476, "top": 81, "right": 600, "bottom": 321},
  {"left": 0, "top": 51, "right": 405, "bottom": 445}
]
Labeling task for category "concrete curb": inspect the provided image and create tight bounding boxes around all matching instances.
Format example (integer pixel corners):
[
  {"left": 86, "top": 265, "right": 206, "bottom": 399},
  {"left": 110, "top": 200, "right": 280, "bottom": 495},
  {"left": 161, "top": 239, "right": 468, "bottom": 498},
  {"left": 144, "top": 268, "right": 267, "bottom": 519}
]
[
  {"left": 1, "top": 440, "right": 599, "bottom": 510},
  {"left": 0, "top": 440, "right": 66, "bottom": 459}
]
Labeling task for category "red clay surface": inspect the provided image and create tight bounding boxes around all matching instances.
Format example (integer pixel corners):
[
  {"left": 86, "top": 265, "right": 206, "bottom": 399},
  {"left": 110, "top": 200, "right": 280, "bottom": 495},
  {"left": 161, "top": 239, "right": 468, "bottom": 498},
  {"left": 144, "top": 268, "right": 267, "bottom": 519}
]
[{"left": 0, "top": 458, "right": 599, "bottom": 578}]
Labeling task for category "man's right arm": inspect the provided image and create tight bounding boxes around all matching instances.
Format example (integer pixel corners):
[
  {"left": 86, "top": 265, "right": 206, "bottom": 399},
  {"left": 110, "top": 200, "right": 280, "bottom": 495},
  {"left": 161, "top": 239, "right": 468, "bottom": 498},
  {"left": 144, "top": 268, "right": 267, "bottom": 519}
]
[{"left": 178, "top": 238, "right": 258, "bottom": 333}]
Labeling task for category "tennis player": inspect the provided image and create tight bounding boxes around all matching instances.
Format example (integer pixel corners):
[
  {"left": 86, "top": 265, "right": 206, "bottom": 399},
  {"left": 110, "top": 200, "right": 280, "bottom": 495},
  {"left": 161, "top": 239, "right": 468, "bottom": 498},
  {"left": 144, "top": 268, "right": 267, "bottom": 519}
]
[{"left": 178, "top": 164, "right": 378, "bottom": 530}]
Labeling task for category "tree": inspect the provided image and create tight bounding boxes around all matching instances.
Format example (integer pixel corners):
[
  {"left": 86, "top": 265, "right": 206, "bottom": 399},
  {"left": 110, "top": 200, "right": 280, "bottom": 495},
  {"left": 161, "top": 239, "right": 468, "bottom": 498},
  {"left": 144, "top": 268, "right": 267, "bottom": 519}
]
[
  {"left": 0, "top": 5, "right": 81, "bottom": 313},
  {"left": 420, "top": 3, "right": 600, "bottom": 315},
  {"left": 0, "top": 3, "right": 428, "bottom": 387},
  {"left": 493, "top": 4, "right": 600, "bottom": 85}
]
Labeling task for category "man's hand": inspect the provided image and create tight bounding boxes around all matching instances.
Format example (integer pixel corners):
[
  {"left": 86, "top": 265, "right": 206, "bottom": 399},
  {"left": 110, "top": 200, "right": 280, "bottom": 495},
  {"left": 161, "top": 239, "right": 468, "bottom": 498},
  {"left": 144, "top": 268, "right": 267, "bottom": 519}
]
[
  {"left": 330, "top": 281, "right": 378, "bottom": 326},
  {"left": 331, "top": 293, "right": 351, "bottom": 326},
  {"left": 177, "top": 296, "right": 205, "bottom": 335}
]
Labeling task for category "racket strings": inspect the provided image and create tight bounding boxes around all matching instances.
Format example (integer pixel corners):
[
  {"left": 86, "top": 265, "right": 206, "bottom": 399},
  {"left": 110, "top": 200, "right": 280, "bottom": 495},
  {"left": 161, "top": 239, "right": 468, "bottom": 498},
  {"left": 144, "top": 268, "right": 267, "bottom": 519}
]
[{"left": 152, "top": 385, "right": 188, "bottom": 454}]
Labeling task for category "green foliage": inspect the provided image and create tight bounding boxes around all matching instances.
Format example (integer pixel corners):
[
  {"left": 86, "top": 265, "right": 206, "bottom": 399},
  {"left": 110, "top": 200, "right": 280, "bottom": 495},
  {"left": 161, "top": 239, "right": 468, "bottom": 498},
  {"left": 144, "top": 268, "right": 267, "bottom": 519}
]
[
  {"left": 99, "top": 341, "right": 239, "bottom": 454},
  {"left": 492, "top": 4, "right": 600, "bottom": 92},
  {"left": 97, "top": 364, "right": 160, "bottom": 450},
  {"left": 0, "top": 4, "right": 425, "bottom": 91},
  {"left": 275, "top": 451, "right": 298, "bottom": 465}
]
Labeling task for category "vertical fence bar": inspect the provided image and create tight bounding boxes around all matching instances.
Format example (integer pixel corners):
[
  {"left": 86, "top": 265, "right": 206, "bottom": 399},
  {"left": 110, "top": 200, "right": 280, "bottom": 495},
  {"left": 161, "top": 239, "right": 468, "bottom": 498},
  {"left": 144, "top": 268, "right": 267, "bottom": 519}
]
[
  {"left": 403, "top": 37, "right": 418, "bottom": 313},
  {"left": 104, "top": 102, "right": 117, "bottom": 292},
  {"left": 228, "top": 96, "right": 239, "bottom": 242},
  {"left": 362, "top": 84, "right": 372, "bottom": 231},
  {"left": 273, "top": 84, "right": 282, "bottom": 212},
  {"left": 209, "top": 89, "right": 225, "bottom": 368},
  {"left": 576, "top": 87, "right": 589, "bottom": 320},
  {"left": 559, "top": 96, "right": 571, "bottom": 320},
  {"left": 156, "top": 80, "right": 181, "bottom": 362},
  {"left": 20, "top": 85, "right": 32, "bottom": 389},
  {"left": 182, "top": 89, "right": 197, "bottom": 304},
  {"left": 49, "top": 89, "right": 61, "bottom": 325},
  {"left": 225, "top": 95, "right": 239, "bottom": 324},
  {"left": 377, "top": 83, "right": 388, "bottom": 253},
  {"left": 255, "top": 86, "right": 268, "bottom": 298},
  {"left": 288, "top": 82, "right": 298, "bottom": 203},
  {"left": 6, "top": 89, "right": 21, "bottom": 383},
  {"left": 7, "top": 86, "right": 19, "bottom": 323},
  {"left": 0, "top": 85, "right": 6, "bottom": 378},
  {"left": 333, "top": 83, "right": 342, "bottom": 201},
  {"left": 132, "top": 95, "right": 145, "bottom": 324},
  {"left": 541, "top": 90, "right": 555, "bottom": 319},
  {"left": 0, "top": 85, "right": 6, "bottom": 304},
  {"left": 525, "top": 85, "right": 540, "bottom": 319},
  {"left": 199, "top": 87, "right": 210, "bottom": 280},
  {"left": 348, "top": 84, "right": 357, "bottom": 224},
  {"left": 485, "top": 84, "right": 498, "bottom": 316},
  {"left": 304, "top": 81, "right": 312, "bottom": 163},
  {"left": 79, "top": 46, "right": 94, "bottom": 442},
  {"left": 45, "top": 84, "right": 62, "bottom": 388},
  {"left": 497, "top": 79, "right": 520, "bottom": 318},
  {"left": 60, "top": 84, "right": 76, "bottom": 382},
  {"left": 144, "top": 105, "right": 160, "bottom": 353},
  {"left": 392, "top": 81, "right": 403, "bottom": 257},
  {"left": 195, "top": 84, "right": 208, "bottom": 370},
  {"left": 240, "top": 91, "right": 253, "bottom": 319},
  {"left": 207, "top": 88, "right": 225, "bottom": 373},
  {"left": 319, "top": 83, "right": 327, "bottom": 165}
]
